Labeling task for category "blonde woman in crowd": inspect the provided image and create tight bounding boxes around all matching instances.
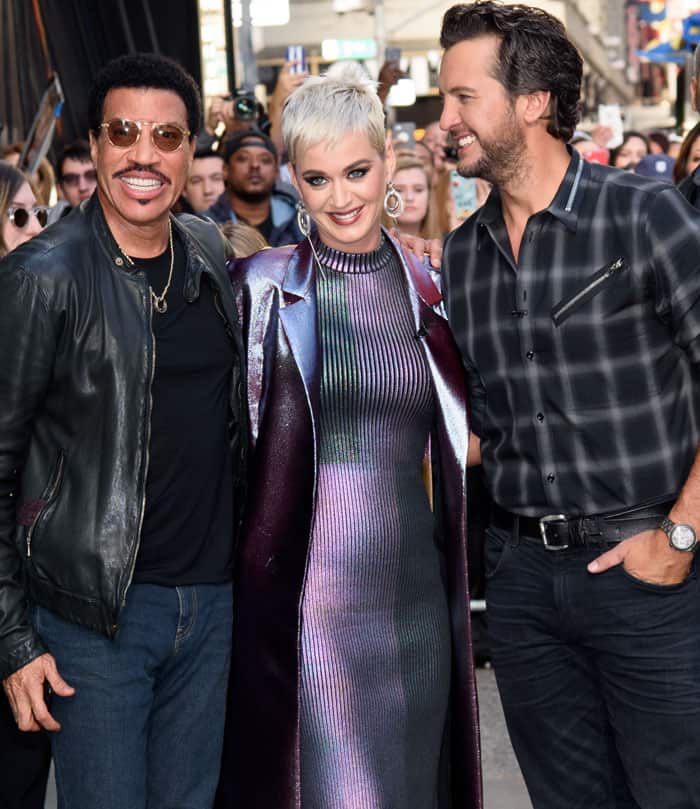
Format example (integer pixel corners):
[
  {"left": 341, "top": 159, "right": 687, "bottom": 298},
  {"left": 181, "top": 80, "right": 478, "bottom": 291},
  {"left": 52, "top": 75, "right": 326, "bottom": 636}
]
[
  {"left": 215, "top": 62, "right": 481, "bottom": 809},
  {"left": 385, "top": 154, "right": 442, "bottom": 240}
]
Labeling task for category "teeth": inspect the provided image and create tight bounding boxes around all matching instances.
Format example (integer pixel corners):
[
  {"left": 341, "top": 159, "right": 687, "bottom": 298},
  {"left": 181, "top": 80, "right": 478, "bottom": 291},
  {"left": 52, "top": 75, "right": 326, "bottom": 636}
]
[
  {"left": 332, "top": 208, "right": 361, "bottom": 221},
  {"left": 123, "top": 177, "right": 162, "bottom": 189},
  {"left": 458, "top": 134, "right": 476, "bottom": 147}
]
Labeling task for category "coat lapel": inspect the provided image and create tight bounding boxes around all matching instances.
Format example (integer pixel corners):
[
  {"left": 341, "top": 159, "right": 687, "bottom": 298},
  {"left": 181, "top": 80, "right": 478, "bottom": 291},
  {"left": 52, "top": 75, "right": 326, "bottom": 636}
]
[{"left": 278, "top": 239, "right": 321, "bottom": 428}]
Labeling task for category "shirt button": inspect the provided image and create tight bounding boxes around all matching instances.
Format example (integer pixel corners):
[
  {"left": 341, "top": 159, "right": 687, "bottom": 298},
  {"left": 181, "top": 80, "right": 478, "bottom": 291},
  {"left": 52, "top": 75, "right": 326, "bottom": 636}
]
[
  {"left": 536, "top": 412, "right": 544, "bottom": 422},
  {"left": 526, "top": 351, "right": 535, "bottom": 360},
  {"left": 546, "top": 473, "right": 556, "bottom": 483}
]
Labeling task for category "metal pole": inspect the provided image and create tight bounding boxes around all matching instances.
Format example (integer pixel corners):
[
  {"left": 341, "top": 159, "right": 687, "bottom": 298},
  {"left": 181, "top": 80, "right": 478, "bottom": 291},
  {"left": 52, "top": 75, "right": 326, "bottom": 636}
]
[
  {"left": 374, "top": 0, "right": 386, "bottom": 71},
  {"left": 142, "top": 0, "right": 161, "bottom": 54},
  {"left": 116, "top": 0, "right": 136, "bottom": 53},
  {"left": 223, "top": 0, "right": 236, "bottom": 94},
  {"left": 239, "top": 0, "right": 259, "bottom": 89},
  {"left": 676, "top": 64, "right": 686, "bottom": 132}
]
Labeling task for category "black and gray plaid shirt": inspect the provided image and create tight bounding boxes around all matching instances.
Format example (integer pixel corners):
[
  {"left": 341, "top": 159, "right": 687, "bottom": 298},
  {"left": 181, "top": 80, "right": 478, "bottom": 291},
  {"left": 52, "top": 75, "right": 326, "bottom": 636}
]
[{"left": 444, "top": 149, "right": 700, "bottom": 517}]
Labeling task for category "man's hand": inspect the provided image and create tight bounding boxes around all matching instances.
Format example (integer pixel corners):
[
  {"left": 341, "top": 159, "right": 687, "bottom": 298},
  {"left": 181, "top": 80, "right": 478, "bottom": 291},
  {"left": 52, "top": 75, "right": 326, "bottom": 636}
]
[
  {"left": 590, "top": 124, "right": 614, "bottom": 149},
  {"left": 206, "top": 96, "right": 233, "bottom": 134},
  {"left": 587, "top": 529, "right": 693, "bottom": 585},
  {"left": 393, "top": 229, "right": 442, "bottom": 269},
  {"left": 3, "top": 653, "right": 74, "bottom": 732}
]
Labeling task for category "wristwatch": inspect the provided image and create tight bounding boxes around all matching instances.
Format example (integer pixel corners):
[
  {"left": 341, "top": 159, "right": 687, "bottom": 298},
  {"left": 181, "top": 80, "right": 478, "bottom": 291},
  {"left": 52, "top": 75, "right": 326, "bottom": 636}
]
[{"left": 660, "top": 516, "right": 699, "bottom": 552}]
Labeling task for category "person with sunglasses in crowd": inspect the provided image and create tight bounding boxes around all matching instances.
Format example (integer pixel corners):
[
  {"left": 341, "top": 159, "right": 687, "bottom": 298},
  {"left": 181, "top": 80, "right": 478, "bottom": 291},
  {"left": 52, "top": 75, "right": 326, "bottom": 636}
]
[
  {"left": 50, "top": 139, "right": 97, "bottom": 222},
  {"left": 0, "top": 162, "right": 47, "bottom": 255},
  {"left": 0, "top": 53, "right": 247, "bottom": 809},
  {"left": 0, "top": 160, "right": 52, "bottom": 809}
]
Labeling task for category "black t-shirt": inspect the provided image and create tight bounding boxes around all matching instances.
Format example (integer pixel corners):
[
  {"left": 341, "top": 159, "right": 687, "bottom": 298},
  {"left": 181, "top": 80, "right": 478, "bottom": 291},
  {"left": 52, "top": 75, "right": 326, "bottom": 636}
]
[
  {"left": 254, "top": 211, "right": 274, "bottom": 242},
  {"left": 238, "top": 210, "right": 274, "bottom": 242},
  {"left": 130, "top": 231, "right": 236, "bottom": 586}
]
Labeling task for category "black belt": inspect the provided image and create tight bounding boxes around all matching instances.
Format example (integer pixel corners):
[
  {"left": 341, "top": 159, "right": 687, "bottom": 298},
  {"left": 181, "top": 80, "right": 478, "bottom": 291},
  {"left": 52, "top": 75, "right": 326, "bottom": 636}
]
[{"left": 491, "top": 500, "right": 674, "bottom": 551}]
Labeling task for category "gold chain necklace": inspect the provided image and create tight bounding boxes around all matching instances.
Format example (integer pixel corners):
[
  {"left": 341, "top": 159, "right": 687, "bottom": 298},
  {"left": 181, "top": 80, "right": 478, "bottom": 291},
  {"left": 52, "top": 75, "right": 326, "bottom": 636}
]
[{"left": 114, "top": 220, "right": 175, "bottom": 314}]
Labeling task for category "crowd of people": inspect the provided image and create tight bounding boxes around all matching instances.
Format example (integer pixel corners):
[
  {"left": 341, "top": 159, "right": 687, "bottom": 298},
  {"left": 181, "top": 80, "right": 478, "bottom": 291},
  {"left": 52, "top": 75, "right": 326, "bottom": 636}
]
[{"left": 1, "top": 2, "right": 700, "bottom": 809}]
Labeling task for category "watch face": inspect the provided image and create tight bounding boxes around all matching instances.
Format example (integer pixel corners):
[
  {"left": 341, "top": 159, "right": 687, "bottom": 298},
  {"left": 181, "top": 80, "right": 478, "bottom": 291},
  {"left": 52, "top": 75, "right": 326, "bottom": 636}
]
[{"left": 671, "top": 524, "right": 697, "bottom": 551}]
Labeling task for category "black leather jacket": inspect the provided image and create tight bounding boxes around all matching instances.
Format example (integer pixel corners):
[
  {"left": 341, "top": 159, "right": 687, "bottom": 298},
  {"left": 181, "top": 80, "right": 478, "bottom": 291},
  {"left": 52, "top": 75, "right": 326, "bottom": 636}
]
[{"left": 0, "top": 197, "right": 247, "bottom": 680}]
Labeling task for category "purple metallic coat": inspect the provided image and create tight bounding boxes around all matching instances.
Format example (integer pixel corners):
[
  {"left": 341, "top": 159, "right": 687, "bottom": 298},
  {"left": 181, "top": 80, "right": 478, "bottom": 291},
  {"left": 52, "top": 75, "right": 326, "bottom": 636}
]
[{"left": 217, "top": 231, "right": 482, "bottom": 809}]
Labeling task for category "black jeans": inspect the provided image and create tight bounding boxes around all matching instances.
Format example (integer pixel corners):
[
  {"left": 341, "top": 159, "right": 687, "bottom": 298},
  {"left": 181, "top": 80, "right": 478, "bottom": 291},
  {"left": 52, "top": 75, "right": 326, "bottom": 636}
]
[
  {"left": 485, "top": 524, "right": 700, "bottom": 809},
  {"left": 0, "top": 691, "right": 51, "bottom": 809}
]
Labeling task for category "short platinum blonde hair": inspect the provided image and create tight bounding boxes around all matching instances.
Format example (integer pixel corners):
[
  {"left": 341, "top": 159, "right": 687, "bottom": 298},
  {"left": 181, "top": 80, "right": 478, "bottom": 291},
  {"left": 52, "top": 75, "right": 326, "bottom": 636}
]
[{"left": 282, "top": 62, "right": 386, "bottom": 165}]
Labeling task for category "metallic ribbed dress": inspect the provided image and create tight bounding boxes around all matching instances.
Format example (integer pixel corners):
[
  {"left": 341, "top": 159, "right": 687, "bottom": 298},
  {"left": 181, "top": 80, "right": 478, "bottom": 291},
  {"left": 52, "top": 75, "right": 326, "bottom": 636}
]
[{"left": 299, "top": 235, "right": 451, "bottom": 809}]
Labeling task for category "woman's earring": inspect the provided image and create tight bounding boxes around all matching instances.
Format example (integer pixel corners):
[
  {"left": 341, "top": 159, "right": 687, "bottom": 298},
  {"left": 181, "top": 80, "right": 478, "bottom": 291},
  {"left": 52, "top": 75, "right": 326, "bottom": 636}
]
[
  {"left": 296, "top": 201, "right": 312, "bottom": 238},
  {"left": 383, "top": 182, "right": 404, "bottom": 219}
]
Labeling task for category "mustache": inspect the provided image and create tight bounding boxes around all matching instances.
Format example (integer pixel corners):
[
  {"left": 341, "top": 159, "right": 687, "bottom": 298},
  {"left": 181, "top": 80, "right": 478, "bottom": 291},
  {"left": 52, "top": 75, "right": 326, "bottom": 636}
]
[{"left": 113, "top": 163, "right": 171, "bottom": 184}]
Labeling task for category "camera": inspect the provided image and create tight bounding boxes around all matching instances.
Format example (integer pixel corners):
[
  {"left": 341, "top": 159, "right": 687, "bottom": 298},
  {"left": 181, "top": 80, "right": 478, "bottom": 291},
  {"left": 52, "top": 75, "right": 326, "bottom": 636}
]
[{"left": 222, "top": 89, "right": 259, "bottom": 122}]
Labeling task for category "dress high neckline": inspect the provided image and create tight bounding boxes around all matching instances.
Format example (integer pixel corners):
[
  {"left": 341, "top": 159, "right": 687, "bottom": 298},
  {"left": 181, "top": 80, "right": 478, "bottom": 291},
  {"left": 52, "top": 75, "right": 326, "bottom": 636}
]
[{"left": 312, "top": 233, "right": 394, "bottom": 274}]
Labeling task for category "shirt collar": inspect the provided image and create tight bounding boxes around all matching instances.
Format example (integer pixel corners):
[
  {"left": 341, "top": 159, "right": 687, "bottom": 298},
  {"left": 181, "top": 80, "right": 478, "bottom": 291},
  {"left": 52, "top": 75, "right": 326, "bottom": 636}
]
[
  {"left": 475, "top": 145, "right": 587, "bottom": 238},
  {"left": 546, "top": 146, "right": 586, "bottom": 232}
]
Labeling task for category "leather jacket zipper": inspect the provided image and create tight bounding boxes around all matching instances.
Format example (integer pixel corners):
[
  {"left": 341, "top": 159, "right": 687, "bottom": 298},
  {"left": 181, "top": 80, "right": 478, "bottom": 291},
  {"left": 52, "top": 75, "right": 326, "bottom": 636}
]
[
  {"left": 27, "top": 451, "right": 66, "bottom": 558},
  {"left": 551, "top": 258, "right": 625, "bottom": 327},
  {"left": 118, "top": 289, "right": 156, "bottom": 616}
]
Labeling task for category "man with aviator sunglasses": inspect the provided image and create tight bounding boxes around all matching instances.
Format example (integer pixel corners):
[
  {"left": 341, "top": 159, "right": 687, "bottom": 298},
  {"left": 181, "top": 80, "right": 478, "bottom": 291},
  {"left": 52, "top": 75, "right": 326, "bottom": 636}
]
[{"left": 0, "top": 53, "right": 247, "bottom": 809}]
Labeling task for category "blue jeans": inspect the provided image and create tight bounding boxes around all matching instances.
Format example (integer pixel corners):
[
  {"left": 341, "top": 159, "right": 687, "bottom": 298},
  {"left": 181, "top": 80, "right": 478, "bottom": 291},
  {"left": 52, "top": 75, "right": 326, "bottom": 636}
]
[
  {"left": 485, "top": 524, "right": 700, "bottom": 809},
  {"left": 34, "top": 582, "right": 233, "bottom": 809}
]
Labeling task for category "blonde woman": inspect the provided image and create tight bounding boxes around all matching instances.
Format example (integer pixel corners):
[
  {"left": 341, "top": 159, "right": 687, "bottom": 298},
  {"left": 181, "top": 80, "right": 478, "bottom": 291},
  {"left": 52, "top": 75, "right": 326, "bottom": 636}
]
[
  {"left": 216, "top": 64, "right": 481, "bottom": 809},
  {"left": 385, "top": 154, "right": 442, "bottom": 239}
]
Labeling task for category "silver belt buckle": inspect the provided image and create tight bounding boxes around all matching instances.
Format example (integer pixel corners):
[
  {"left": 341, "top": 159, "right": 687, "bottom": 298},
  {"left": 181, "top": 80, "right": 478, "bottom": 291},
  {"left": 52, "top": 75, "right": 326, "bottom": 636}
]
[{"left": 539, "top": 514, "right": 569, "bottom": 550}]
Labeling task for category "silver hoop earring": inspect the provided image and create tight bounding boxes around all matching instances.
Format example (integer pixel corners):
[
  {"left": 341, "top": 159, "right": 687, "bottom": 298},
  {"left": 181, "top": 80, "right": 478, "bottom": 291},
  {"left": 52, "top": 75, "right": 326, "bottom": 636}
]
[
  {"left": 383, "top": 182, "right": 404, "bottom": 219},
  {"left": 296, "top": 201, "right": 312, "bottom": 238}
]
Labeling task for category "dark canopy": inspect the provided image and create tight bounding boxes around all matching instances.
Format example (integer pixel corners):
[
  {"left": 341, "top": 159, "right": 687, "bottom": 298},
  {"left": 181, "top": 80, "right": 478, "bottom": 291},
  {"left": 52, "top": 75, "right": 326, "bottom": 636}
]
[{"left": 1, "top": 0, "right": 201, "bottom": 147}]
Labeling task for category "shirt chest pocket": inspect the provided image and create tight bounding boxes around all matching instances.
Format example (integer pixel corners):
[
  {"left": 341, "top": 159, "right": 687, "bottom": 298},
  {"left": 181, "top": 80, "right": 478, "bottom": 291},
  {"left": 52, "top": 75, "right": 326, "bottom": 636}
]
[{"left": 551, "top": 257, "right": 628, "bottom": 327}]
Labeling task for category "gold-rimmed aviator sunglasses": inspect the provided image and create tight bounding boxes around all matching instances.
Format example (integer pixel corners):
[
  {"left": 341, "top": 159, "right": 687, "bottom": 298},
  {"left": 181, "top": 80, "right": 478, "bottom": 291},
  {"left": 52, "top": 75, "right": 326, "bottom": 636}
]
[{"left": 99, "top": 119, "right": 191, "bottom": 152}]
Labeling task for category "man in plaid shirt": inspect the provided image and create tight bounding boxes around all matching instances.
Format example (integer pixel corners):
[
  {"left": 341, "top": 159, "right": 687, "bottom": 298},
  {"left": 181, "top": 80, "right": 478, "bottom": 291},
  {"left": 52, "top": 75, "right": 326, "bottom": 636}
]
[{"left": 439, "top": 3, "right": 700, "bottom": 808}]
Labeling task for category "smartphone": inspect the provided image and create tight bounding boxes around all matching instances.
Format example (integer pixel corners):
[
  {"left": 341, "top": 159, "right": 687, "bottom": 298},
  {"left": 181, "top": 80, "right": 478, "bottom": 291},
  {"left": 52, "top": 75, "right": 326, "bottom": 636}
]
[
  {"left": 450, "top": 171, "right": 478, "bottom": 222},
  {"left": 286, "top": 46, "right": 307, "bottom": 75},
  {"left": 385, "top": 46, "right": 401, "bottom": 65},
  {"left": 392, "top": 122, "right": 416, "bottom": 150},
  {"left": 597, "top": 104, "right": 623, "bottom": 150}
]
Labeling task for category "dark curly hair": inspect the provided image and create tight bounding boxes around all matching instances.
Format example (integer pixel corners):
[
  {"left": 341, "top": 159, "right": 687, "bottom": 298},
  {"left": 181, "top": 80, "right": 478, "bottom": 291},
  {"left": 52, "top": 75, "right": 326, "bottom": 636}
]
[
  {"left": 87, "top": 53, "right": 202, "bottom": 140},
  {"left": 440, "top": 2, "right": 582, "bottom": 143}
]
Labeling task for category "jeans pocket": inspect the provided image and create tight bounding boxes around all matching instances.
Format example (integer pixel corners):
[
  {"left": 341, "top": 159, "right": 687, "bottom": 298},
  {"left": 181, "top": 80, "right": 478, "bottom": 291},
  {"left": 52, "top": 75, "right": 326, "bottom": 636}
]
[
  {"left": 619, "top": 561, "right": 697, "bottom": 593},
  {"left": 484, "top": 528, "right": 512, "bottom": 580}
]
